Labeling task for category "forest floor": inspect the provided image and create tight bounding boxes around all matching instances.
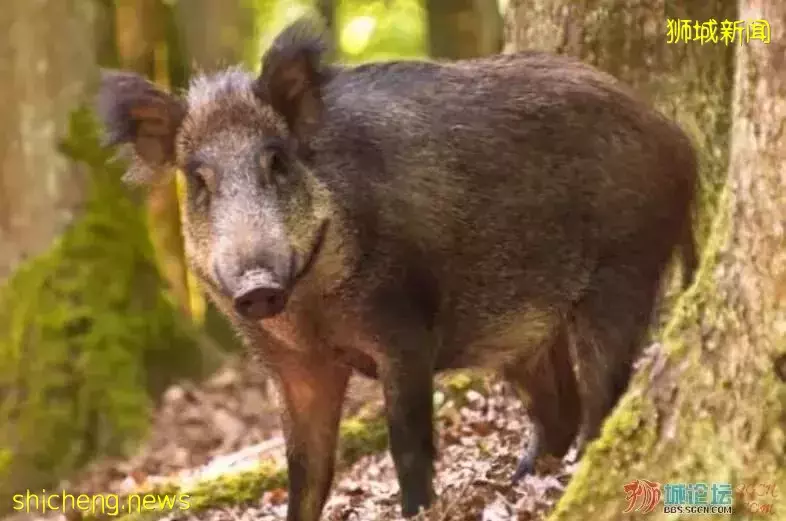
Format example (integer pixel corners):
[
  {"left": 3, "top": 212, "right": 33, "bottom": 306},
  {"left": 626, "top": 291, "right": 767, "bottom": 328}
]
[{"left": 16, "top": 358, "right": 577, "bottom": 521}]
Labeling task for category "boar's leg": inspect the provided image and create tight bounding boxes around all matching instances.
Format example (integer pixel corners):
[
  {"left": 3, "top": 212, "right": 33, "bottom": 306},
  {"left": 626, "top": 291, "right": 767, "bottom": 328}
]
[
  {"left": 268, "top": 349, "right": 351, "bottom": 521},
  {"left": 382, "top": 363, "right": 436, "bottom": 516},
  {"left": 377, "top": 331, "right": 437, "bottom": 517},
  {"left": 504, "top": 328, "right": 581, "bottom": 482},
  {"left": 568, "top": 263, "right": 661, "bottom": 459}
]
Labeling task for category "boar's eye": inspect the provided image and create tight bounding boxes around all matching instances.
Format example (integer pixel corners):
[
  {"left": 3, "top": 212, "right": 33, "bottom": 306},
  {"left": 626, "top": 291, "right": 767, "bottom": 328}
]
[
  {"left": 270, "top": 149, "right": 286, "bottom": 176},
  {"left": 262, "top": 138, "right": 289, "bottom": 179},
  {"left": 183, "top": 160, "right": 212, "bottom": 206}
]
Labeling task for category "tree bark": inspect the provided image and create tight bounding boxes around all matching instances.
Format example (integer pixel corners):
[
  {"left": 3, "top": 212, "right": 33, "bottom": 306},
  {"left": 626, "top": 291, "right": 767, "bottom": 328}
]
[
  {"left": 501, "top": 2, "right": 786, "bottom": 518},
  {"left": 0, "top": 0, "right": 98, "bottom": 281},
  {"left": 427, "top": 0, "right": 503, "bottom": 59},
  {"left": 115, "top": 0, "right": 160, "bottom": 76},
  {"left": 0, "top": 1, "right": 222, "bottom": 503},
  {"left": 95, "top": 0, "right": 120, "bottom": 68}
]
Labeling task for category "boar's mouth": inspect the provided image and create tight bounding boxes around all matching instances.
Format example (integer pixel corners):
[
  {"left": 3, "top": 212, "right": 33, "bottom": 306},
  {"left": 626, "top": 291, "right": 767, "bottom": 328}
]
[{"left": 292, "top": 219, "right": 329, "bottom": 285}]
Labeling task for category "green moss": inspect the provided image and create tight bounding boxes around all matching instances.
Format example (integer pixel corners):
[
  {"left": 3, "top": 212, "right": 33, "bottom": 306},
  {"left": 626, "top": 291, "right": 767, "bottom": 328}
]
[
  {"left": 338, "top": 411, "right": 389, "bottom": 466},
  {"left": 76, "top": 463, "right": 286, "bottom": 521},
  {"left": 661, "top": 185, "right": 733, "bottom": 352},
  {"left": 185, "top": 464, "right": 287, "bottom": 508},
  {"left": 0, "top": 106, "right": 209, "bottom": 506},
  {"left": 547, "top": 346, "right": 784, "bottom": 520},
  {"left": 135, "top": 465, "right": 287, "bottom": 521},
  {"left": 550, "top": 390, "right": 660, "bottom": 519}
]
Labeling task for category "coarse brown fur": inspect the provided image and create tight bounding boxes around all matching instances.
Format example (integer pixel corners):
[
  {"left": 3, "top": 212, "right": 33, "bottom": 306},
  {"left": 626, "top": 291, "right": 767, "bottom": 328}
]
[{"left": 96, "top": 16, "right": 698, "bottom": 521}]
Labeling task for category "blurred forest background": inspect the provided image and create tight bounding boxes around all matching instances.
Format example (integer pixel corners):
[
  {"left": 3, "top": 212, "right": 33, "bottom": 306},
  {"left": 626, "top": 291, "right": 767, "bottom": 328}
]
[{"left": 1, "top": 0, "right": 783, "bottom": 519}]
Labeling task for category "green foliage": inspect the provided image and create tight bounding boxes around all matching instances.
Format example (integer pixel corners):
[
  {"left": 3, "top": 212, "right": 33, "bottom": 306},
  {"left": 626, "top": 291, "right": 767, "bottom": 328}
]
[
  {"left": 0, "top": 106, "right": 205, "bottom": 504},
  {"left": 253, "top": 0, "right": 426, "bottom": 68},
  {"left": 339, "top": 0, "right": 426, "bottom": 62}
]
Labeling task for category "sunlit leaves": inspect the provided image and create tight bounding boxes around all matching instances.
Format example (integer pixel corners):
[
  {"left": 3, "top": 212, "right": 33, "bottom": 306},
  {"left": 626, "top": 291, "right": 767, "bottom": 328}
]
[{"left": 255, "top": 0, "right": 426, "bottom": 65}]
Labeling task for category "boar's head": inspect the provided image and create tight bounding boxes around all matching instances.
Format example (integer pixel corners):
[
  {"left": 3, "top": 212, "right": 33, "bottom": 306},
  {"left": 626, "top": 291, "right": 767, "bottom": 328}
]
[{"left": 97, "top": 19, "right": 339, "bottom": 321}]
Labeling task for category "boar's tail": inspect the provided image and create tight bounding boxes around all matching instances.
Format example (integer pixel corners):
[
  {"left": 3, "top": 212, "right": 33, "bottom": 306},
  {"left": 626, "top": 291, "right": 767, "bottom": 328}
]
[
  {"left": 679, "top": 208, "right": 698, "bottom": 291},
  {"left": 678, "top": 129, "right": 699, "bottom": 291}
]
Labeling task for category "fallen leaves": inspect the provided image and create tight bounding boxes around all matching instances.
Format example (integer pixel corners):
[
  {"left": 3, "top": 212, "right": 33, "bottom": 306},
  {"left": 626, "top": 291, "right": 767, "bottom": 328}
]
[{"left": 34, "top": 367, "right": 575, "bottom": 521}]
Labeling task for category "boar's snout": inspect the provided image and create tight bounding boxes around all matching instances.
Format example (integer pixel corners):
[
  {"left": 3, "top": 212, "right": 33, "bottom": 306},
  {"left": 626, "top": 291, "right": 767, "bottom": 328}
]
[
  {"left": 211, "top": 215, "right": 330, "bottom": 320},
  {"left": 212, "top": 232, "right": 295, "bottom": 320},
  {"left": 232, "top": 269, "right": 289, "bottom": 320}
]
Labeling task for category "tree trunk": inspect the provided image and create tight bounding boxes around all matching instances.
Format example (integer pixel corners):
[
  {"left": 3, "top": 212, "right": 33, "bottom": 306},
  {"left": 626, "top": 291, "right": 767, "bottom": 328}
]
[
  {"left": 427, "top": 0, "right": 503, "bottom": 59},
  {"left": 0, "top": 0, "right": 219, "bottom": 504},
  {"left": 95, "top": 0, "right": 120, "bottom": 68},
  {"left": 175, "top": 0, "right": 259, "bottom": 72},
  {"left": 0, "top": 0, "right": 98, "bottom": 281},
  {"left": 115, "top": 0, "right": 160, "bottom": 76},
  {"left": 502, "top": 2, "right": 786, "bottom": 519}
]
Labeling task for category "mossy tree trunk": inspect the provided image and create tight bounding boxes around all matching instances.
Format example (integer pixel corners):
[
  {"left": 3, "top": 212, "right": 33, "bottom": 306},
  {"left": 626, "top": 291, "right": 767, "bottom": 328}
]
[
  {"left": 0, "top": 0, "right": 219, "bottom": 507},
  {"left": 426, "top": 0, "right": 503, "bottom": 59},
  {"left": 502, "top": 1, "right": 786, "bottom": 519}
]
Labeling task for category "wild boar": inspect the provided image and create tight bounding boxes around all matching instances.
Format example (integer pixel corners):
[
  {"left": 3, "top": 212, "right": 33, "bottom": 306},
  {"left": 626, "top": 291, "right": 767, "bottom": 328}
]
[{"left": 96, "top": 17, "right": 698, "bottom": 521}]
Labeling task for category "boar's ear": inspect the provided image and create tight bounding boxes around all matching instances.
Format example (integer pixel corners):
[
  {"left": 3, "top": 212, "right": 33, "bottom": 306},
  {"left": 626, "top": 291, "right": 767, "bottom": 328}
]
[
  {"left": 96, "top": 70, "right": 186, "bottom": 185},
  {"left": 254, "top": 17, "right": 331, "bottom": 143}
]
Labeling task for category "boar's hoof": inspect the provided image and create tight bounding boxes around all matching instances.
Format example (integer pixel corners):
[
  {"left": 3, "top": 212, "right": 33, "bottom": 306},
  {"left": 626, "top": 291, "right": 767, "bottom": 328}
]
[
  {"left": 233, "top": 284, "right": 288, "bottom": 320},
  {"left": 510, "top": 450, "right": 537, "bottom": 484}
]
